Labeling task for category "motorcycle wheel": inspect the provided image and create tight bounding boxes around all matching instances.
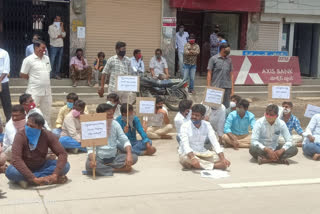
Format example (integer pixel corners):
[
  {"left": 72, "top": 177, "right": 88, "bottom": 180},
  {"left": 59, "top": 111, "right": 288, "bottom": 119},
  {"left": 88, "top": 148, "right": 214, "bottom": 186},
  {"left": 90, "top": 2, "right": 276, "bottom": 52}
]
[{"left": 164, "top": 88, "right": 189, "bottom": 111}]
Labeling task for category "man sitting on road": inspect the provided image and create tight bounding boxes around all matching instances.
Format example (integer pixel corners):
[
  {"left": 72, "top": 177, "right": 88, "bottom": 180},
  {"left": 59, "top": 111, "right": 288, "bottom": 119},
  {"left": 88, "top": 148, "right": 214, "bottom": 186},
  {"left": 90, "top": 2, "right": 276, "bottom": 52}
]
[
  {"left": 59, "top": 100, "right": 87, "bottom": 153},
  {"left": 250, "top": 104, "right": 298, "bottom": 165},
  {"left": 223, "top": 99, "right": 255, "bottom": 149},
  {"left": 280, "top": 101, "right": 306, "bottom": 147},
  {"left": 149, "top": 49, "right": 170, "bottom": 80},
  {"left": 116, "top": 104, "right": 156, "bottom": 156},
  {"left": 106, "top": 93, "right": 121, "bottom": 119},
  {"left": 69, "top": 48, "right": 93, "bottom": 87},
  {"left": 174, "top": 99, "right": 193, "bottom": 143},
  {"left": 143, "top": 96, "right": 173, "bottom": 139},
  {"left": 85, "top": 103, "right": 138, "bottom": 176},
  {"left": 178, "top": 104, "right": 231, "bottom": 170},
  {"left": 225, "top": 94, "right": 241, "bottom": 118},
  {"left": 204, "top": 103, "right": 226, "bottom": 144},
  {"left": 302, "top": 114, "right": 320, "bottom": 160},
  {"left": 5, "top": 113, "right": 69, "bottom": 188}
]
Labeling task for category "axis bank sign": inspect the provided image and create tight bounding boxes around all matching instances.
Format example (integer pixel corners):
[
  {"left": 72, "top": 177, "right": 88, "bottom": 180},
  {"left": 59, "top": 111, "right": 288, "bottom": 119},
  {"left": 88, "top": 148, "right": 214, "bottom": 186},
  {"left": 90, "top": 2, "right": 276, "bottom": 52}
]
[{"left": 231, "top": 56, "right": 302, "bottom": 85}]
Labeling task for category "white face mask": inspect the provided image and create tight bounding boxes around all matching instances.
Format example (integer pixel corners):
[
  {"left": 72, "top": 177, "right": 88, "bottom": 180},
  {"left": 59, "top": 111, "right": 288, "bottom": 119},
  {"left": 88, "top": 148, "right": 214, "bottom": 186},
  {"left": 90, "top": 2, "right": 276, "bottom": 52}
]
[
  {"left": 283, "top": 108, "right": 291, "bottom": 114},
  {"left": 230, "top": 101, "right": 236, "bottom": 108}
]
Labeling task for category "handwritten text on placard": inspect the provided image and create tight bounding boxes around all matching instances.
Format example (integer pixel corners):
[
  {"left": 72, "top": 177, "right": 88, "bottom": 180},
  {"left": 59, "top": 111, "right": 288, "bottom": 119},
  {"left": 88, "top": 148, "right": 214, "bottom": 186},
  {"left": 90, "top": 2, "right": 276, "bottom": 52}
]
[
  {"left": 117, "top": 76, "right": 138, "bottom": 92},
  {"left": 205, "top": 89, "right": 223, "bottom": 104},
  {"left": 81, "top": 120, "right": 107, "bottom": 140},
  {"left": 139, "top": 101, "right": 155, "bottom": 114},
  {"left": 272, "top": 86, "right": 290, "bottom": 99}
]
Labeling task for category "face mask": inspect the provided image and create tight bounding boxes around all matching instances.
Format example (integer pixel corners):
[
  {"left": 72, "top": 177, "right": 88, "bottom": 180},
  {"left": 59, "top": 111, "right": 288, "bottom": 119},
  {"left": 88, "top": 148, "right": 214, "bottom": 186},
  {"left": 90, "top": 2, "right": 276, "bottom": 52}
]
[
  {"left": 27, "top": 102, "right": 36, "bottom": 111},
  {"left": 230, "top": 101, "right": 236, "bottom": 108},
  {"left": 283, "top": 108, "right": 291, "bottom": 114},
  {"left": 192, "top": 119, "right": 202, "bottom": 126},
  {"left": 122, "top": 115, "right": 134, "bottom": 127},
  {"left": 13, "top": 118, "right": 26, "bottom": 131},
  {"left": 67, "top": 102, "right": 74, "bottom": 109},
  {"left": 265, "top": 113, "right": 277, "bottom": 123},
  {"left": 156, "top": 54, "right": 161, "bottom": 59},
  {"left": 137, "top": 54, "right": 142, "bottom": 59},
  {"left": 72, "top": 109, "right": 81, "bottom": 118},
  {"left": 189, "top": 39, "right": 195, "bottom": 44},
  {"left": 118, "top": 50, "right": 126, "bottom": 57},
  {"left": 25, "top": 125, "right": 41, "bottom": 151},
  {"left": 106, "top": 101, "right": 116, "bottom": 107}
]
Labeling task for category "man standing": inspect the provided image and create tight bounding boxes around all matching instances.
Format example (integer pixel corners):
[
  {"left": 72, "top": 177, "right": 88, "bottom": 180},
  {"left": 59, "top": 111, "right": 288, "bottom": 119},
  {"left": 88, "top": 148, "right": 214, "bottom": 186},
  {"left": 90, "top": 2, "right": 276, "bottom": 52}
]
[
  {"left": 20, "top": 40, "right": 52, "bottom": 127},
  {"left": 183, "top": 34, "right": 200, "bottom": 94},
  {"left": 250, "top": 104, "right": 298, "bottom": 165},
  {"left": 207, "top": 43, "right": 233, "bottom": 108},
  {"left": 176, "top": 24, "right": 189, "bottom": 76},
  {"left": 210, "top": 27, "right": 220, "bottom": 57},
  {"left": 130, "top": 49, "right": 145, "bottom": 76},
  {"left": 149, "top": 49, "right": 169, "bottom": 80},
  {"left": 0, "top": 38, "right": 12, "bottom": 122},
  {"left": 69, "top": 48, "right": 93, "bottom": 87},
  {"left": 48, "top": 15, "right": 66, "bottom": 80}
]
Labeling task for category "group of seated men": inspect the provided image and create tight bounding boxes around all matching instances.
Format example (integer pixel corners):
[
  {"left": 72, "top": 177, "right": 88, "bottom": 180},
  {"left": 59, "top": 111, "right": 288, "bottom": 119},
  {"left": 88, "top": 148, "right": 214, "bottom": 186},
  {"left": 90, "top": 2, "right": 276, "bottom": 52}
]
[{"left": 1, "top": 92, "right": 320, "bottom": 189}]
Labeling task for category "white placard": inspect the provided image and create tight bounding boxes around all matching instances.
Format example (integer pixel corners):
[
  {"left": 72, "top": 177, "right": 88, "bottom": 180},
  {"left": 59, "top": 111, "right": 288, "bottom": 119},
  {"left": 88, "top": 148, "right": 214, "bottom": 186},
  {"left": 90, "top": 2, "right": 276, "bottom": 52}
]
[
  {"left": 77, "top": 26, "right": 86, "bottom": 39},
  {"left": 272, "top": 86, "right": 291, "bottom": 99},
  {"left": 54, "top": 22, "right": 60, "bottom": 30},
  {"left": 139, "top": 100, "right": 155, "bottom": 114},
  {"left": 304, "top": 104, "right": 320, "bottom": 118},
  {"left": 117, "top": 76, "right": 139, "bottom": 92},
  {"left": 205, "top": 88, "right": 223, "bottom": 105},
  {"left": 81, "top": 120, "right": 107, "bottom": 140}
]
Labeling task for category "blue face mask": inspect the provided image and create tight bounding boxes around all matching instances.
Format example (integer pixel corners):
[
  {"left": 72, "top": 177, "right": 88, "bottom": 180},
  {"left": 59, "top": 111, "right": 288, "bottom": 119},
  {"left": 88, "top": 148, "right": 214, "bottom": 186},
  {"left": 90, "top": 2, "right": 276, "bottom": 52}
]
[
  {"left": 67, "top": 102, "right": 74, "bottom": 109},
  {"left": 25, "top": 125, "right": 41, "bottom": 150},
  {"left": 192, "top": 119, "right": 202, "bottom": 126}
]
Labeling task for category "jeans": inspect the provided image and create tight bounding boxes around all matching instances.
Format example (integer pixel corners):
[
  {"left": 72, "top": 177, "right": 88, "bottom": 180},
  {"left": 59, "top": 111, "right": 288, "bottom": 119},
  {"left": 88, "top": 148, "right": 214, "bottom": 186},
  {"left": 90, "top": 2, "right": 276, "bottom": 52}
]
[
  {"left": 0, "top": 133, "right": 4, "bottom": 142},
  {"left": 0, "top": 82, "right": 12, "bottom": 122},
  {"left": 178, "top": 52, "right": 184, "bottom": 75},
  {"left": 131, "top": 140, "right": 152, "bottom": 156},
  {"left": 5, "top": 160, "right": 70, "bottom": 182},
  {"left": 303, "top": 143, "right": 320, "bottom": 157},
  {"left": 59, "top": 136, "right": 87, "bottom": 152},
  {"left": 183, "top": 64, "right": 196, "bottom": 91},
  {"left": 50, "top": 46, "right": 64, "bottom": 77}
]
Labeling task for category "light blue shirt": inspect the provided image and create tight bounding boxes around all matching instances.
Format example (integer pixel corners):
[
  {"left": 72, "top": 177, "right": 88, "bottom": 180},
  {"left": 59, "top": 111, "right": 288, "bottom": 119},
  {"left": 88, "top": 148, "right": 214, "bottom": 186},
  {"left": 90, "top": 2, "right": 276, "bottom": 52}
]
[
  {"left": 224, "top": 110, "right": 256, "bottom": 135},
  {"left": 304, "top": 114, "right": 320, "bottom": 144},
  {"left": 251, "top": 117, "right": 292, "bottom": 151},
  {"left": 25, "top": 44, "right": 49, "bottom": 57},
  {"left": 130, "top": 57, "right": 145, "bottom": 74},
  {"left": 87, "top": 120, "right": 131, "bottom": 159},
  {"left": 175, "top": 31, "right": 189, "bottom": 53}
]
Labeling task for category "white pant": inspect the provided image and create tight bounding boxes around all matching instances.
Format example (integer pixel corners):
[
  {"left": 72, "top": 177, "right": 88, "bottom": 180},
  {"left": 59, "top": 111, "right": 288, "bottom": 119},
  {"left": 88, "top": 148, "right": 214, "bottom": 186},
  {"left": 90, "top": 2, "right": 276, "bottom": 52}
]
[{"left": 33, "top": 95, "right": 52, "bottom": 127}]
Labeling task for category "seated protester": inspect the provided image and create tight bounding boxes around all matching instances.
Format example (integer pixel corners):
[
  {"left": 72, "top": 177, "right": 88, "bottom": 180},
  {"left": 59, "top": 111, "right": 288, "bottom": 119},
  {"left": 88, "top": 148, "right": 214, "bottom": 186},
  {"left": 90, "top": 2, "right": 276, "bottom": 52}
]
[
  {"left": 59, "top": 100, "right": 87, "bottom": 153},
  {"left": 0, "top": 143, "right": 6, "bottom": 173},
  {"left": 204, "top": 104, "right": 226, "bottom": 143},
  {"left": 143, "top": 96, "right": 173, "bottom": 139},
  {"left": 2, "top": 105, "right": 26, "bottom": 162},
  {"left": 85, "top": 103, "right": 138, "bottom": 176},
  {"left": 130, "top": 49, "right": 145, "bottom": 76},
  {"left": 174, "top": 100, "right": 193, "bottom": 143},
  {"left": 225, "top": 94, "right": 241, "bottom": 119},
  {"left": 222, "top": 99, "right": 255, "bottom": 149},
  {"left": 93, "top": 52, "right": 107, "bottom": 88},
  {"left": 5, "top": 113, "right": 69, "bottom": 189},
  {"left": 107, "top": 93, "right": 121, "bottom": 119},
  {"left": 280, "top": 101, "right": 306, "bottom": 147},
  {"left": 53, "top": 93, "right": 89, "bottom": 137},
  {"left": 19, "top": 93, "right": 51, "bottom": 131},
  {"left": 250, "top": 104, "right": 298, "bottom": 165},
  {"left": 116, "top": 104, "right": 156, "bottom": 156},
  {"left": 178, "top": 104, "right": 231, "bottom": 170},
  {"left": 69, "top": 48, "right": 93, "bottom": 87},
  {"left": 149, "top": 48, "right": 170, "bottom": 80},
  {"left": 302, "top": 114, "right": 320, "bottom": 160},
  {"left": 0, "top": 117, "right": 3, "bottom": 143}
]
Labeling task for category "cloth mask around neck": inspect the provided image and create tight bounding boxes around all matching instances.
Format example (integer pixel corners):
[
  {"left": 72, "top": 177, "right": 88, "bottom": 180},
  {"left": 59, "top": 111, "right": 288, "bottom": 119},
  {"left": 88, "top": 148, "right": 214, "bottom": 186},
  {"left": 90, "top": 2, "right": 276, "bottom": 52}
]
[{"left": 25, "top": 125, "right": 41, "bottom": 151}]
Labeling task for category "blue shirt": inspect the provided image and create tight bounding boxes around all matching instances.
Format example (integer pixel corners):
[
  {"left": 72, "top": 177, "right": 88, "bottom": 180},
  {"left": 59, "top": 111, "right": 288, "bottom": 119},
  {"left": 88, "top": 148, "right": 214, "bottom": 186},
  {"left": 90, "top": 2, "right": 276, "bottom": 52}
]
[
  {"left": 281, "top": 114, "right": 303, "bottom": 135},
  {"left": 116, "top": 115, "right": 150, "bottom": 144},
  {"left": 224, "top": 110, "right": 256, "bottom": 135}
]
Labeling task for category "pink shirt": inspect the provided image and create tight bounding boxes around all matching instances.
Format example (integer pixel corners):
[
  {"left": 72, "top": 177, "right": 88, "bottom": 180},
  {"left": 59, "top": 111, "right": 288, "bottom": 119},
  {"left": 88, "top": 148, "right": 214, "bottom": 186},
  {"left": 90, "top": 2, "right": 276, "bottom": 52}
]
[{"left": 69, "top": 56, "right": 88, "bottom": 70}]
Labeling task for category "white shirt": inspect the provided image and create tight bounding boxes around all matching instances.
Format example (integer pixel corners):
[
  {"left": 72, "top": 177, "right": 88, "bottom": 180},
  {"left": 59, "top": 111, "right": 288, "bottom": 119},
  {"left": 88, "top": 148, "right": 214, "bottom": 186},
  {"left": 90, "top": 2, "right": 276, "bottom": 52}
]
[
  {"left": 27, "top": 108, "right": 51, "bottom": 131},
  {"left": 204, "top": 104, "right": 226, "bottom": 137},
  {"left": 113, "top": 104, "right": 121, "bottom": 120},
  {"left": 0, "top": 48, "right": 10, "bottom": 83},
  {"left": 3, "top": 119, "right": 16, "bottom": 151},
  {"left": 179, "top": 120, "right": 223, "bottom": 155},
  {"left": 130, "top": 57, "right": 145, "bottom": 74},
  {"left": 149, "top": 56, "right": 168, "bottom": 78},
  {"left": 48, "top": 23, "right": 66, "bottom": 47},
  {"left": 304, "top": 114, "right": 320, "bottom": 144},
  {"left": 174, "top": 111, "right": 191, "bottom": 136},
  {"left": 20, "top": 53, "right": 51, "bottom": 96},
  {"left": 176, "top": 31, "right": 189, "bottom": 53}
]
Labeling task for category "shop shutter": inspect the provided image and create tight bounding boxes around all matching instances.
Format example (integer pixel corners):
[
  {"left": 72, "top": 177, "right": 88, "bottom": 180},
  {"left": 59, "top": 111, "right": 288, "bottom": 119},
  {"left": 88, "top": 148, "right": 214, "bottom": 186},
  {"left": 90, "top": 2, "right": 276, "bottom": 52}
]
[
  {"left": 86, "top": 0, "right": 161, "bottom": 70},
  {"left": 256, "top": 22, "right": 280, "bottom": 51}
]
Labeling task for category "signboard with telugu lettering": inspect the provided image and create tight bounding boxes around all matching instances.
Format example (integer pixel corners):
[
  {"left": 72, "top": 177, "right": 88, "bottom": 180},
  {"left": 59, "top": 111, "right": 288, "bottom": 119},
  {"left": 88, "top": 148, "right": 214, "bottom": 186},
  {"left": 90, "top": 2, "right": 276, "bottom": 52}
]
[
  {"left": 203, "top": 87, "right": 225, "bottom": 108},
  {"left": 268, "top": 83, "right": 292, "bottom": 102},
  {"left": 136, "top": 97, "right": 156, "bottom": 116},
  {"left": 116, "top": 75, "right": 140, "bottom": 92}
]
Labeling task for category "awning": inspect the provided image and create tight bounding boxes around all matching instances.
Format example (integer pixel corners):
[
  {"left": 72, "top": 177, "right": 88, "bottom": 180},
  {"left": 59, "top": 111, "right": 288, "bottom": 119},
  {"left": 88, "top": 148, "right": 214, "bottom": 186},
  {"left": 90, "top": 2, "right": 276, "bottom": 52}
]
[{"left": 170, "top": 0, "right": 261, "bottom": 12}]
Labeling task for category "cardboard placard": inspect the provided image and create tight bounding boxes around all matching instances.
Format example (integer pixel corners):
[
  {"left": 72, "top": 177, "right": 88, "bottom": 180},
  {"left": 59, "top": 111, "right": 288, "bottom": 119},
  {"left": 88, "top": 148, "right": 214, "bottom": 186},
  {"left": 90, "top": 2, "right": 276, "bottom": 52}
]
[
  {"left": 136, "top": 97, "right": 156, "bottom": 116},
  {"left": 80, "top": 113, "right": 108, "bottom": 147},
  {"left": 268, "top": 83, "right": 292, "bottom": 101},
  {"left": 203, "top": 87, "right": 225, "bottom": 108},
  {"left": 116, "top": 75, "right": 140, "bottom": 92},
  {"left": 304, "top": 104, "right": 320, "bottom": 118}
]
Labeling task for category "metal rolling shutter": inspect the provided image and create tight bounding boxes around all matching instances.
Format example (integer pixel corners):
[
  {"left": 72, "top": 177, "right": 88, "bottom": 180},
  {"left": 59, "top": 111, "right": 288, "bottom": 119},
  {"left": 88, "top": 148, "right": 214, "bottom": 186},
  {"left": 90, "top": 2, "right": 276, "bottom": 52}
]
[
  {"left": 256, "top": 22, "right": 280, "bottom": 51},
  {"left": 86, "top": 0, "right": 161, "bottom": 70}
]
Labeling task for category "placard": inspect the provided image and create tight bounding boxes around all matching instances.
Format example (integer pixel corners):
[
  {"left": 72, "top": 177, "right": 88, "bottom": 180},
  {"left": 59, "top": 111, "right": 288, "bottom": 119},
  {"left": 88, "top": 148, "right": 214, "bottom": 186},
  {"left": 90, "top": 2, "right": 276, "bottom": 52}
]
[
  {"left": 116, "top": 75, "right": 140, "bottom": 92},
  {"left": 80, "top": 113, "right": 108, "bottom": 147},
  {"left": 144, "top": 114, "right": 164, "bottom": 127},
  {"left": 136, "top": 97, "right": 156, "bottom": 116},
  {"left": 77, "top": 26, "right": 86, "bottom": 39},
  {"left": 203, "top": 87, "right": 225, "bottom": 108},
  {"left": 304, "top": 104, "right": 320, "bottom": 118},
  {"left": 268, "top": 83, "right": 292, "bottom": 101}
]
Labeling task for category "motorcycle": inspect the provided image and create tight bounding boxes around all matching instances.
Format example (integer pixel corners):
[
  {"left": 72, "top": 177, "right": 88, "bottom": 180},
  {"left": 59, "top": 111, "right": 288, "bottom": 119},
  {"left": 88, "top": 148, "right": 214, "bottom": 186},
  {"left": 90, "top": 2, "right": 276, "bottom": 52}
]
[{"left": 136, "top": 77, "right": 189, "bottom": 111}]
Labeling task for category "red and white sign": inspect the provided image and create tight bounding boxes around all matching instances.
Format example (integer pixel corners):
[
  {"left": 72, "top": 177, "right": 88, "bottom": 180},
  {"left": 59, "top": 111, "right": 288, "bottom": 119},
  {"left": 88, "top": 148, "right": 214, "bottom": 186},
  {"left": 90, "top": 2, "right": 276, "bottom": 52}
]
[
  {"left": 162, "top": 17, "right": 176, "bottom": 27},
  {"left": 231, "top": 56, "right": 302, "bottom": 85}
]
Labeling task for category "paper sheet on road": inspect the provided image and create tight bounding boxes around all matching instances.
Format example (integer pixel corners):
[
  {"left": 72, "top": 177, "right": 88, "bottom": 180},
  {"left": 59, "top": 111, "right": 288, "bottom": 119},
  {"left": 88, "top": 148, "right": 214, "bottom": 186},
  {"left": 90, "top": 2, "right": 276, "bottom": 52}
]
[{"left": 200, "top": 170, "right": 230, "bottom": 179}]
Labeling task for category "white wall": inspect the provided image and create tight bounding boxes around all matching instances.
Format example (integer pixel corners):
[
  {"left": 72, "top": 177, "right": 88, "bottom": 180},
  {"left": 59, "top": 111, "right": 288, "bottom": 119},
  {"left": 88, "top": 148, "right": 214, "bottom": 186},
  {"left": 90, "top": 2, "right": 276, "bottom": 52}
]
[{"left": 265, "top": 0, "right": 320, "bottom": 16}]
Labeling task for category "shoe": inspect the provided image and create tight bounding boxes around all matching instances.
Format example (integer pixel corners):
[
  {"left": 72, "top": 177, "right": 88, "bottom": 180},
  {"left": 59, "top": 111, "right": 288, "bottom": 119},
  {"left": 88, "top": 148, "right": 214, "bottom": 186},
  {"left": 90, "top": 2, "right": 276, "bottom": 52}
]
[
  {"left": 18, "top": 180, "right": 28, "bottom": 189},
  {"left": 55, "top": 76, "right": 62, "bottom": 80}
]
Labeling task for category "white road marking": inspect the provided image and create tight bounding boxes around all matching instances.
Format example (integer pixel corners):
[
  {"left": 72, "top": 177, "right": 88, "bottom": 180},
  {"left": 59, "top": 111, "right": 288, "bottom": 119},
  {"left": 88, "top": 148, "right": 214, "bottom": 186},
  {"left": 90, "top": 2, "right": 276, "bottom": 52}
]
[{"left": 219, "top": 178, "right": 320, "bottom": 189}]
